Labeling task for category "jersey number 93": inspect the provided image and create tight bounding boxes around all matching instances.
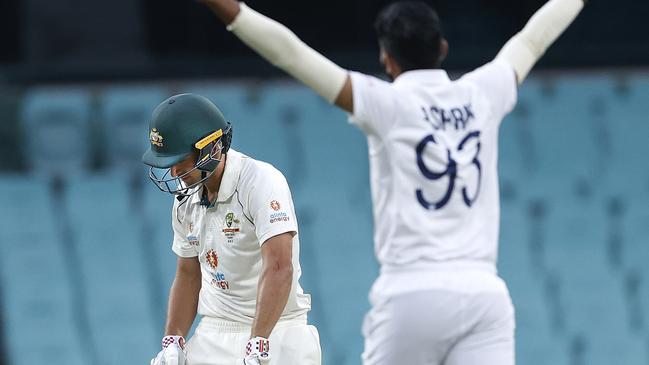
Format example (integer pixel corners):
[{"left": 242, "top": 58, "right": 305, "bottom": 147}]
[{"left": 415, "top": 131, "right": 482, "bottom": 210}]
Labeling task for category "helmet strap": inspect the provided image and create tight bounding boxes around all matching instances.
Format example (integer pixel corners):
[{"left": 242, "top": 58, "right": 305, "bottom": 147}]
[{"left": 199, "top": 178, "right": 211, "bottom": 207}]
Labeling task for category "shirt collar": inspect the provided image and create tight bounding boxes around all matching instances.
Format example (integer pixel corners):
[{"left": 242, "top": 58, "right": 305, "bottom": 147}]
[
  {"left": 393, "top": 69, "right": 451, "bottom": 87},
  {"left": 215, "top": 148, "right": 244, "bottom": 203}
]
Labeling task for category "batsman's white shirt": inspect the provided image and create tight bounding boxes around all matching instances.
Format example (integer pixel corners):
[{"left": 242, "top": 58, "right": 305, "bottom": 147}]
[
  {"left": 171, "top": 149, "right": 311, "bottom": 323},
  {"left": 350, "top": 60, "right": 517, "bottom": 280}
]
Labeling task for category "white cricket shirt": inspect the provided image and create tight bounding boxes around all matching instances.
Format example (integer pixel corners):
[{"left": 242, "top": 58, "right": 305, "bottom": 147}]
[
  {"left": 170, "top": 149, "right": 311, "bottom": 323},
  {"left": 349, "top": 61, "right": 517, "bottom": 277}
]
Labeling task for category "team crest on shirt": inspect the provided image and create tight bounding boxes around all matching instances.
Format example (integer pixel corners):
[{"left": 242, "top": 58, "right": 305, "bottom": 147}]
[
  {"left": 225, "top": 212, "right": 240, "bottom": 228},
  {"left": 222, "top": 212, "right": 241, "bottom": 243},
  {"left": 205, "top": 249, "right": 219, "bottom": 269}
]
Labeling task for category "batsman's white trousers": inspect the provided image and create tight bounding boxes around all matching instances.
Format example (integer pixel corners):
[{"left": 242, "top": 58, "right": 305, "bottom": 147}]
[
  {"left": 186, "top": 317, "right": 321, "bottom": 365},
  {"left": 362, "top": 263, "right": 515, "bottom": 365}
]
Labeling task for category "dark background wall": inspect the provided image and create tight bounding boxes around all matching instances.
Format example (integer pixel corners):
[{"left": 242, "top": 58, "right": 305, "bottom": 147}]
[{"left": 1, "top": 0, "right": 648, "bottom": 83}]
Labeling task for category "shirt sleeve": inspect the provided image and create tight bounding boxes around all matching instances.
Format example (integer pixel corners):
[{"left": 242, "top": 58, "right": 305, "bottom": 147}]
[
  {"left": 247, "top": 166, "right": 299, "bottom": 246},
  {"left": 348, "top": 71, "right": 398, "bottom": 136},
  {"left": 171, "top": 197, "right": 199, "bottom": 258},
  {"left": 460, "top": 60, "right": 518, "bottom": 120}
]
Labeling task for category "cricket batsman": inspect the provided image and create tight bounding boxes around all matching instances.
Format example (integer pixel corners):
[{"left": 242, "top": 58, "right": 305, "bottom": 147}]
[{"left": 143, "top": 93, "right": 321, "bottom": 365}]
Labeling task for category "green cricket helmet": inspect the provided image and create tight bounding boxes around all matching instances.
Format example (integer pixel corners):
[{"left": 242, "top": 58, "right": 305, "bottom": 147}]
[{"left": 142, "top": 93, "right": 233, "bottom": 196}]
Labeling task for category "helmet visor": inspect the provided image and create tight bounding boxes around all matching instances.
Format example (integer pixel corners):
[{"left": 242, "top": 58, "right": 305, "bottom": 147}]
[
  {"left": 148, "top": 166, "right": 209, "bottom": 196},
  {"left": 148, "top": 138, "right": 225, "bottom": 196}
]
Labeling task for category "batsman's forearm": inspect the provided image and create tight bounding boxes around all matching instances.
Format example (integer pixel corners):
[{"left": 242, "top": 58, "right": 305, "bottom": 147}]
[
  {"left": 496, "top": 0, "right": 585, "bottom": 84},
  {"left": 251, "top": 264, "right": 293, "bottom": 338},
  {"left": 164, "top": 272, "right": 201, "bottom": 337}
]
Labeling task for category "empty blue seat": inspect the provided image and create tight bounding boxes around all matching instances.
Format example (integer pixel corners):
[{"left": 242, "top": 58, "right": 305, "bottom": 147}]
[
  {"left": 542, "top": 181, "right": 609, "bottom": 270},
  {"left": 499, "top": 112, "right": 528, "bottom": 186},
  {"left": 618, "top": 196, "right": 649, "bottom": 272},
  {"left": 561, "top": 272, "right": 630, "bottom": 338},
  {"left": 507, "top": 78, "right": 546, "bottom": 181},
  {"left": 516, "top": 328, "right": 569, "bottom": 365},
  {"left": 580, "top": 333, "right": 647, "bottom": 365},
  {"left": 0, "top": 175, "right": 57, "bottom": 234},
  {"left": 182, "top": 82, "right": 261, "bottom": 126},
  {"left": 21, "top": 87, "right": 92, "bottom": 178},
  {"left": 524, "top": 77, "right": 612, "bottom": 186},
  {"left": 604, "top": 76, "right": 649, "bottom": 196},
  {"left": 499, "top": 78, "right": 541, "bottom": 186},
  {"left": 256, "top": 83, "right": 368, "bottom": 194},
  {"left": 254, "top": 83, "right": 325, "bottom": 184},
  {"left": 98, "top": 85, "right": 167, "bottom": 172},
  {"left": 498, "top": 199, "right": 534, "bottom": 278}
]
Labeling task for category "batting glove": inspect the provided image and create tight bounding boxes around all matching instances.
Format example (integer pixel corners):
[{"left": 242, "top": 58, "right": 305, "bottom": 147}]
[
  {"left": 236, "top": 337, "right": 271, "bottom": 365},
  {"left": 150, "top": 335, "right": 187, "bottom": 365}
]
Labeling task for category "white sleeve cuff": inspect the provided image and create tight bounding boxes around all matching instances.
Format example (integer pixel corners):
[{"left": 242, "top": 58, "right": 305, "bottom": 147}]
[{"left": 172, "top": 238, "right": 198, "bottom": 258}]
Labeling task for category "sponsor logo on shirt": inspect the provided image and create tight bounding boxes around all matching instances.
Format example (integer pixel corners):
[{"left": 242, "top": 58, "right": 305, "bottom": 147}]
[
  {"left": 211, "top": 271, "right": 230, "bottom": 290},
  {"left": 269, "top": 212, "right": 290, "bottom": 223},
  {"left": 187, "top": 234, "right": 199, "bottom": 246},
  {"left": 187, "top": 222, "right": 199, "bottom": 246},
  {"left": 270, "top": 200, "right": 281, "bottom": 211},
  {"left": 205, "top": 249, "right": 219, "bottom": 269}
]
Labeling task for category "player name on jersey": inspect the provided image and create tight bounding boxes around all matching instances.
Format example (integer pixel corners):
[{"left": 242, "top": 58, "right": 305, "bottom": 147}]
[{"left": 421, "top": 104, "right": 475, "bottom": 131}]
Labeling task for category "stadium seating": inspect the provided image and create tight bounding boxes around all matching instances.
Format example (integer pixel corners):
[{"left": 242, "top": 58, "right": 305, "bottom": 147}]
[
  {"left": 63, "top": 172, "right": 159, "bottom": 365},
  {"left": 142, "top": 176, "right": 178, "bottom": 320},
  {"left": 298, "top": 182, "right": 376, "bottom": 365},
  {"left": 179, "top": 82, "right": 263, "bottom": 158},
  {"left": 98, "top": 85, "right": 168, "bottom": 173},
  {"left": 2, "top": 73, "right": 649, "bottom": 364},
  {"left": 20, "top": 87, "right": 92, "bottom": 179},
  {"left": 499, "top": 196, "right": 569, "bottom": 365},
  {"left": 0, "top": 176, "right": 88, "bottom": 365}
]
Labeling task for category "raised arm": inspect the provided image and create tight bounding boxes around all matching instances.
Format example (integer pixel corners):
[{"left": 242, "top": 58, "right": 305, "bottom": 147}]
[
  {"left": 496, "top": 0, "right": 586, "bottom": 84},
  {"left": 200, "top": 0, "right": 354, "bottom": 112}
]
